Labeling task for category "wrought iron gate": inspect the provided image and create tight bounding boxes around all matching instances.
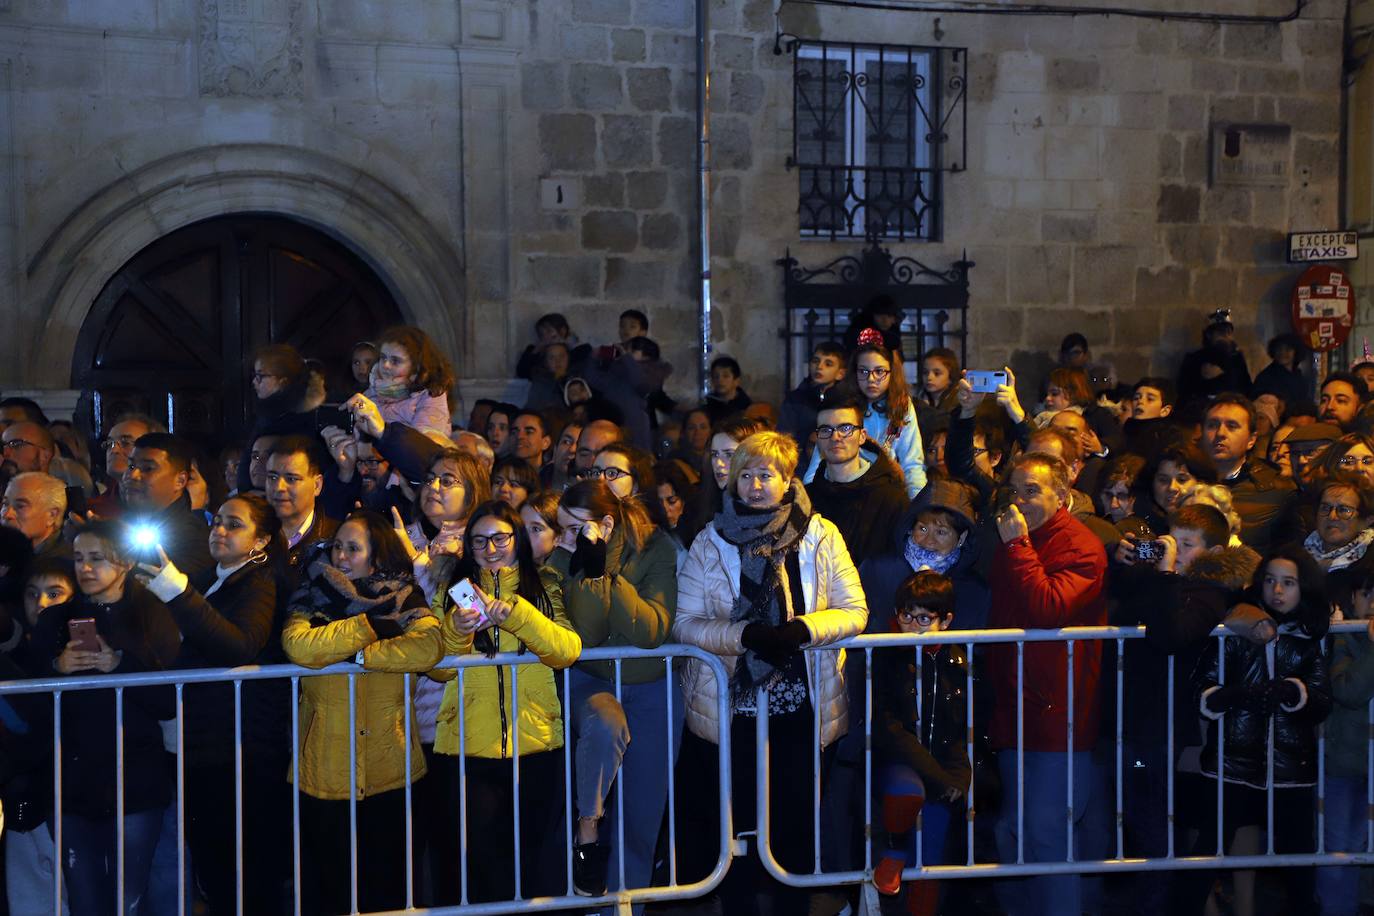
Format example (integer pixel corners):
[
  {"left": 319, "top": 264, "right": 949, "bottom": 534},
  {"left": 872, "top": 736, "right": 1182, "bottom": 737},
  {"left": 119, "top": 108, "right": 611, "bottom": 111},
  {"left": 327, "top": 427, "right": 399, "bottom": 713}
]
[{"left": 777, "top": 235, "right": 973, "bottom": 388}]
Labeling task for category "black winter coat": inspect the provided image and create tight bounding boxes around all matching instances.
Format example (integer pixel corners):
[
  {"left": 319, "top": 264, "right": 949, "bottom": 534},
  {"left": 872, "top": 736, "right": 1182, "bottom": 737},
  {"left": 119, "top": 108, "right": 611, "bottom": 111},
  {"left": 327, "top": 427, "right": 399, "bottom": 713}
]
[
  {"left": 806, "top": 448, "right": 910, "bottom": 568},
  {"left": 29, "top": 582, "right": 181, "bottom": 816},
  {"left": 1195, "top": 620, "right": 1332, "bottom": 788},
  {"left": 171, "top": 558, "right": 290, "bottom": 766},
  {"left": 235, "top": 378, "right": 327, "bottom": 494},
  {"left": 873, "top": 642, "right": 972, "bottom": 796},
  {"left": 1110, "top": 545, "right": 1260, "bottom": 749}
]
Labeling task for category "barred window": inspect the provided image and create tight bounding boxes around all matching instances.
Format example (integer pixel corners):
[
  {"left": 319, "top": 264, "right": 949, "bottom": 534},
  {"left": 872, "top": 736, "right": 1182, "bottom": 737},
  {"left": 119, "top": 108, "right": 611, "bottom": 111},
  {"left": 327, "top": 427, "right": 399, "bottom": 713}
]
[{"left": 792, "top": 42, "right": 965, "bottom": 242}]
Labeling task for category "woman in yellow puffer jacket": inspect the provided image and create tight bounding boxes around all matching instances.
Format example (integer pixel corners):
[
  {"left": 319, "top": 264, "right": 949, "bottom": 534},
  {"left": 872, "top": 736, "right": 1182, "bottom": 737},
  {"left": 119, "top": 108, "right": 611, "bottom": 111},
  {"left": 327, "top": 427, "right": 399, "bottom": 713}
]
[
  {"left": 282, "top": 510, "right": 442, "bottom": 916},
  {"left": 429, "top": 499, "right": 581, "bottom": 904}
]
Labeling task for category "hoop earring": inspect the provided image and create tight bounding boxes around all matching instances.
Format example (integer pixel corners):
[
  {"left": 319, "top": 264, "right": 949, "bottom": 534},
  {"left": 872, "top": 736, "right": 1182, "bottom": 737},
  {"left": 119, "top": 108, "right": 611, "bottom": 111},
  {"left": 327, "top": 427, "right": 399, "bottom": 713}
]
[{"left": 247, "top": 547, "right": 268, "bottom": 566}]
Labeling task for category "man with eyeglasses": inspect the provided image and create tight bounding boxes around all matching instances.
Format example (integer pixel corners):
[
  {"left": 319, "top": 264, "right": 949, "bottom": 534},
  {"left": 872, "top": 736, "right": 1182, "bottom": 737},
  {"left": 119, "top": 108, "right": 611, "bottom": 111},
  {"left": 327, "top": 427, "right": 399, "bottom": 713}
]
[
  {"left": 574, "top": 420, "right": 622, "bottom": 479},
  {"left": 88, "top": 413, "right": 163, "bottom": 516},
  {"left": 804, "top": 396, "right": 907, "bottom": 566},
  {"left": 0, "top": 422, "right": 55, "bottom": 478}
]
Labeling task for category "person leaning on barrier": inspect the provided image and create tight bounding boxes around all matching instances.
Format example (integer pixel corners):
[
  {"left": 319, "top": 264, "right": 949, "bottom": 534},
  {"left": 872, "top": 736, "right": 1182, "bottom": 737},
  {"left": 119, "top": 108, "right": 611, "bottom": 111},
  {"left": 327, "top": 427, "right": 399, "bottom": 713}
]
[
  {"left": 871, "top": 571, "right": 971, "bottom": 911},
  {"left": 983, "top": 451, "right": 1107, "bottom": 916},
  {"left": 139, "top": 493, "right": 290, "bottom": 916},
  {"left": 427, "top": 499, "right": 580, "bottom": 905},
  {"left": 672, "top": 430, "right": 867, "bottom": 914},
  {"left": 1317, "top": 567, "right": 1374, "bottom": 914},
  {"left": 548, "top": 478, "right": 678, "bottom": 899},
  {"left": 1109, "top": 502, "right": 1259, "bottom": 914},
  {"left": 28, "top": 520, "right": 181, "bottom": 915},
  {"left": 281, "top": 509, "right": 441, "bottom": 916},
  {"left": 1173, "top": 545, "right": 1332, "bottom": 913}
]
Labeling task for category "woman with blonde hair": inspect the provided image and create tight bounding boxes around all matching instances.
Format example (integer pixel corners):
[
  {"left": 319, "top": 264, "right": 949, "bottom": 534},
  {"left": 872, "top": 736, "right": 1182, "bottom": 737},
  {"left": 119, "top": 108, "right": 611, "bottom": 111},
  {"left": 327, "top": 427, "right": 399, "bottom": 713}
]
[{"left": 673, "top": 430, "right": 867, "bottom": 911}]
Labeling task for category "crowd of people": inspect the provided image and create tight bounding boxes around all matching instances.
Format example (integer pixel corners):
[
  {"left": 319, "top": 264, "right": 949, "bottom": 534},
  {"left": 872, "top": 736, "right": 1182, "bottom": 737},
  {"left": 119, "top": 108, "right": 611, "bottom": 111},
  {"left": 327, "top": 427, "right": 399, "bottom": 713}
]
[{"left": 0, "top": 304, "right": 1370, "bottom": 916}]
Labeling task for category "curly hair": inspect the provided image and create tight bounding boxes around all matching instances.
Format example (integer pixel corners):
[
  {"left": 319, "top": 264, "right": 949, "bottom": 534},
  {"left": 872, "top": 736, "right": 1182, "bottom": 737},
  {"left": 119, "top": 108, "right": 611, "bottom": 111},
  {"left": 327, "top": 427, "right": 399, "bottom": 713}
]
[{"left": 378, "top": 325, "right": 455, "bottom": 397}]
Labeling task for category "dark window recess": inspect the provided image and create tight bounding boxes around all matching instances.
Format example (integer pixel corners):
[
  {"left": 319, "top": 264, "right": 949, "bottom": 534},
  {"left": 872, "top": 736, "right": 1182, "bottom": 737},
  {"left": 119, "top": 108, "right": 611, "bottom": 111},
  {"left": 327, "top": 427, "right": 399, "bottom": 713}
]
[{"left": 790, "top": 41, "right": 967, "bottom": 242}]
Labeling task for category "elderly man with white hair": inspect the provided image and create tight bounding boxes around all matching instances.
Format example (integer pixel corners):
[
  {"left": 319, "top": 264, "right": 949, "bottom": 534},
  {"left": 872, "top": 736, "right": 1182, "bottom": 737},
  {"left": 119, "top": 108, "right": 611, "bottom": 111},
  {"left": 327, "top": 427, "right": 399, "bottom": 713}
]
[{"left": 0, "top": 471, "right": 68, "bottom": 559}]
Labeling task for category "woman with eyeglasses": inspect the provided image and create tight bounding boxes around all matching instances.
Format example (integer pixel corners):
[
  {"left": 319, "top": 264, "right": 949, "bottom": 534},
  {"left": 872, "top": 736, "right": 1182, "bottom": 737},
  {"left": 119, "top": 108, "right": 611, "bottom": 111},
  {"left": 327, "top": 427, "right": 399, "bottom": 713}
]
[
  {"left": 589, "top": 443, "right": 672, "bottom": 528},
  {"left": 691, "top": 416, "right": 767, "bottom": 535},
  {"left": 394, "top": 449, "right": 491, "bottom": 602},
  {"left": 1308, "top": 432, "right": 1374, "bottom": 488},
  {"left": 1302, "top": 475, "right": 1374, "bottom": 598},
  {"left": 801, "top": 328, "right": 926, "bottom": 499},
  {"left": 548, "top": 478, "right": 678, "bottom": 899},
  {"left": 428, "top": 500, "right": 580, "bottom": 904}
]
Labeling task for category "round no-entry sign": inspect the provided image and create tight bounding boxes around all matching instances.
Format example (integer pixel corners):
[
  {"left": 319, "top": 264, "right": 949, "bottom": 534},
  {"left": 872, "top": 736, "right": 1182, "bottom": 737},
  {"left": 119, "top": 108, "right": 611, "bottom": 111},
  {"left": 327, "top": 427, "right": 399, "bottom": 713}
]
[{"left": 1291, "top": 264, "right": 1355, "bottom": 352}]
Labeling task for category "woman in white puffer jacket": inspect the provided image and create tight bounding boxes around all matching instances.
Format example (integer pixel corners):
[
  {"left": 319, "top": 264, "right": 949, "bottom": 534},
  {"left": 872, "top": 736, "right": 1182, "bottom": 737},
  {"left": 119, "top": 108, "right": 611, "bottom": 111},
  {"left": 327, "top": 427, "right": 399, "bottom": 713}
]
[{"left": 671, "top": 430, "right": 867, "bottom": 913}]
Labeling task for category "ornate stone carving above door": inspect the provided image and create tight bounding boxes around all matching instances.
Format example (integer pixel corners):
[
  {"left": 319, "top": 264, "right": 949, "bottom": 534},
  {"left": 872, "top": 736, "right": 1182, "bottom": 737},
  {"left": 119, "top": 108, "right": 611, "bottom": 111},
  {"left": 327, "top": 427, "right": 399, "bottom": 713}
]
[{"left": 198, "top": 0, "right": 303, "bottom": 99}]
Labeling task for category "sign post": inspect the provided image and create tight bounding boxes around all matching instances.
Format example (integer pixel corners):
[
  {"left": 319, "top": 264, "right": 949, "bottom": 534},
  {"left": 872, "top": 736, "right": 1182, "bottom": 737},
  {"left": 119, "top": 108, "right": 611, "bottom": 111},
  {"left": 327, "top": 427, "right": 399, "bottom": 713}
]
[
  {"left": 1288, "top": 231, "right": 1360, "bottom": 263},
  {"left": 1291, "top": 264, "right": 1355, "bottom": 387}
]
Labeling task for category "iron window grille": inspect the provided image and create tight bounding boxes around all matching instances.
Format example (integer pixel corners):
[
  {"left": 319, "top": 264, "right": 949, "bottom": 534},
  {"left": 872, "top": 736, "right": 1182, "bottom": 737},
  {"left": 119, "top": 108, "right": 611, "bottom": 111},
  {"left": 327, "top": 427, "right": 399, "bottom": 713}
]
[{"left": 790, "top": 40, "right": 967, "bottom": 242}]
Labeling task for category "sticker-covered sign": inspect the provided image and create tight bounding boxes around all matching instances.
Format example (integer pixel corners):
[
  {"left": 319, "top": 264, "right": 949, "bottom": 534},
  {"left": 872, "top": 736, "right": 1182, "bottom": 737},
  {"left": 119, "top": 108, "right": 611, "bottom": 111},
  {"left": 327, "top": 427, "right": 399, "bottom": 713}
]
[
  {"left": 1288, "top": 231, "right": 1359, "bottom": 263},
  {"left": 1291, "top": 265, "right": 1356, "bottom": 352}
]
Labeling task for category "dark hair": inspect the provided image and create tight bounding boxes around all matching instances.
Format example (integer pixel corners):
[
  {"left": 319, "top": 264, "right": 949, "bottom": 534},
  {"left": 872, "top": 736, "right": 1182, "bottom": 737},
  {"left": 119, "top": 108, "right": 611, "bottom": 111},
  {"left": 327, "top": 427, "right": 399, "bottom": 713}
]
[
  {"left": 338, "top": 510, "right": 412, "bottom": 576},
  {"left": 419, "top": 449, "right": 490, "bottom": 537},
  {"left": 253, "top": 344, "right": 306, "bottom": 387},
  {"left": 487, "top": 402, "right": 520, "bottom": 428},
  {"left": 1250, "top": 544, "right": 1329, "bottom": 638},
  {"left": 1046, "top": 367, "right": 1094, "bottom": 408},
  {"left": 1317, "top": 472, "right": 1374, "bottom": 521},
  {"left": 187, "top": 443, "right": 228, "bottom": 515},
  {"left": 26, "top": 555, "right": 75, "bottom": 591},
  {"left": 535, "top": 313, "right": 570, "bottom": 336},
  {"left": 351, "top": 340, "right": 379, "bottom": 357},
  {"left": 1309, "top": 433, "right": 1374, "bottom": 487},
  {"left": 711, "top": 356, "right": 741, "bottom": 378},
  {"left": 1101, "top": 453, "right": 1146, "bottom": 489},
  {"left": 267, "top": 434, "right": 325, "bottom": 477},
  {"left": 491, "top": 454, "right": 540, "bottom": 496},
  {"left": 1132, "top": 377, "right": 1176, "bottom": 408},
  {"left": 921, "top": 347, "right": 961, "bottom": 381},
  {"left": 625, "top": 337, "right": 660, "bottom": 361},
  {"left": 1323, "top": 371, "right": 1371, "bottom": 401},
  {"left": 378, "top": 325, "right": 455, "bottom": 398},
  {"left": 456, "top": 500, "right": 554, "bottom": 617},
  {"left": 513, "top": 409, "right": 548, "bottom": 438},
  {"left": 1060, "top": 333, "right": 1088, "bottom": 355},
  {"left": 849, "top": 337, "right": 911, "bottom": 435},
  {"left": 620, "top": 309, "right": 649, "bottom": 331},
  {"left": 520, "top": 489, "right": 561, "bottom": 531},
  {"left": 1135, "top": 443, "right": 1218, "bottom": 503},
  {"left": 1205, "top": 393, "right": 1257, "bottom": 433},
  {"left": 894, "top": 570, "right": 955, "bottom": 618},
  {"left": 219, "top": 493, "right": 287, "bottom": 566},
  {"left": 1168, "top": 504, "right": 1230, "bottom": 549},
  {"left": 815, "top": 393, "right": 868, "bottom": 423},
  {"left": 0, "top": 397, "right": 47, "bottom": 425},
  {"left": 1267, "top": 333, "right": 1305, "bottom": 360},
  {"left": 813, "top": 340, "right": 846, "bottom": 360},
  {"left": 133, "top": 433, "right": 194, "bottom": 476}
]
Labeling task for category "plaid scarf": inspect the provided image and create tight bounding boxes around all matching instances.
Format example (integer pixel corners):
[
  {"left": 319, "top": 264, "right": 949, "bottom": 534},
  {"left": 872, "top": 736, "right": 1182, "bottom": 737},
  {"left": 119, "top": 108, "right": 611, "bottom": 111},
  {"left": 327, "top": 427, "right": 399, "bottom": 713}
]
[
  {"left": 714, "top": 479, "right": 812, "bottom": 700},
  {"left": 291, "top": 555, "right": 417, "bottom": 628}
]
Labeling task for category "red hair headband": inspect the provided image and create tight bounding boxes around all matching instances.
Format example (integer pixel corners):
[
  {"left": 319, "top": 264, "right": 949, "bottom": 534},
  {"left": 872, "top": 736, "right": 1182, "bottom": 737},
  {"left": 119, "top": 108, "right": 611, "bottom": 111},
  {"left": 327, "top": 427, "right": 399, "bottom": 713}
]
[{"left": 856, "top": 327, "right": 885, "bottom": 348}]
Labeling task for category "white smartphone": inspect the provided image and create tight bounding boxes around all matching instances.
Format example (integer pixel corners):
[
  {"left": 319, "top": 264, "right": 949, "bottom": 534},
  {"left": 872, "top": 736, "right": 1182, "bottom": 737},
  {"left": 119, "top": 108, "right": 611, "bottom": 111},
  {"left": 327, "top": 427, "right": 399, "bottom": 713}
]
[{"left": 447, "top": 578, "right": 491, "bottom": 628}]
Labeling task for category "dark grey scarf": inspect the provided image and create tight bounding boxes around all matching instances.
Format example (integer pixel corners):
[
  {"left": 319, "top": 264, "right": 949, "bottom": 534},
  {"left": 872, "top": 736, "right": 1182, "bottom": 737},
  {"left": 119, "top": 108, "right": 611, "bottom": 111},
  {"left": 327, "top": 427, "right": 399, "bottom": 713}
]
[{"left": 714, "top": 479, "right": 812, "bottom": 696}]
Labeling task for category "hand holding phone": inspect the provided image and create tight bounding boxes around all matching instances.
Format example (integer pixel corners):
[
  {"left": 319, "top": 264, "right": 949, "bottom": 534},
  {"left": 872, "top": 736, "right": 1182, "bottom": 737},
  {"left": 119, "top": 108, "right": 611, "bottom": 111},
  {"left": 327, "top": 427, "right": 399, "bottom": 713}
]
[
  {"left": 447, "top": 579, "right": 491, "bottom": 633},
  {"left": 966, "top": 370, "right": 1009, "bottom": 394}
]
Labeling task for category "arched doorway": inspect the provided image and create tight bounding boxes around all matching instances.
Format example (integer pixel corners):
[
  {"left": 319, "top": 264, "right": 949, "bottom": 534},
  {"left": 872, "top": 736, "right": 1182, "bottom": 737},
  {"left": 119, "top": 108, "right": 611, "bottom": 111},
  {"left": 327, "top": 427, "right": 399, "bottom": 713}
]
[{"left": 72, "top": 214, "right": 405, "bottom": 447}]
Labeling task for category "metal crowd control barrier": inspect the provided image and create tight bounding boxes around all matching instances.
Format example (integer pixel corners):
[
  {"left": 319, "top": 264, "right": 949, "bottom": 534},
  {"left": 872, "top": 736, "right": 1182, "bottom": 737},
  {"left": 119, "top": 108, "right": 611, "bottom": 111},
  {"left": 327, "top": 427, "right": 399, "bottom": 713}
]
[
  {"left": 755, "top": 623, "right": 1374, "bottom": 891},
  {"left": 0, "top": 643, "right": 733, "bottom": 916}
]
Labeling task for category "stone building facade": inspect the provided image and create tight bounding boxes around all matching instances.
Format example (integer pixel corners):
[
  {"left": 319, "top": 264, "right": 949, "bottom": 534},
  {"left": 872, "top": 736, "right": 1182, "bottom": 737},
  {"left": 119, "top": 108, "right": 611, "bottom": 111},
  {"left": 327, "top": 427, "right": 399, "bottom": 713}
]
[{"left": 0, "top": 0, "right": 1357, "bottom": 416}]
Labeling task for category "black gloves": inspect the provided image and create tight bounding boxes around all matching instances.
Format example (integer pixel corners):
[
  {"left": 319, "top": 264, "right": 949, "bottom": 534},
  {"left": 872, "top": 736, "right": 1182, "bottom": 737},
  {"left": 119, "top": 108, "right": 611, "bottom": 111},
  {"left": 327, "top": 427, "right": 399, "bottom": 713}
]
[
  {"left": 1205, "top": 679, "right": 1303, "bottom": 716},
  {"left": 569, "top": 533, "right": 608, "bottom": 580},
  {"left": 741, "top": 619, "right": 811, "bottom": 667}
]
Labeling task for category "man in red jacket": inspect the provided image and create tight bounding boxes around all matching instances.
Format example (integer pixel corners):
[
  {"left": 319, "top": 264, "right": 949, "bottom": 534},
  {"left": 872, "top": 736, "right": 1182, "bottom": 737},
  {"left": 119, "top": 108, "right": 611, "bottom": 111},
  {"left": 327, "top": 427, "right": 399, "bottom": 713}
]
[{"left": 986, "top": 453, "right": 1107, "bottom": 916}]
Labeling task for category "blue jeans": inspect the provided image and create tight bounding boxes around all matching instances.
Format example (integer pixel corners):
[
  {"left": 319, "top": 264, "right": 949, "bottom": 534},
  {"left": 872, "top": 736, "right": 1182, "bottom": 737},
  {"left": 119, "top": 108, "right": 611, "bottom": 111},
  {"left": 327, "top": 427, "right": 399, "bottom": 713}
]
[
  {"left": 145, "top": 803, "right": 192, "bottom": 916},
  {"left": 879, "top": 764, "right": 956, "bottom": 867},
  {"left": 61, "top": 809, "right": 163, "bottom": 915},
  {"left": 569, "top": 667, "right": 683, "bottom": 911},
  {"left": 1317, "top": 774, "right": 1366, "bottom": 915},
  {"left": 994, "top": 750, "right": 1092, "bottom": 916}
]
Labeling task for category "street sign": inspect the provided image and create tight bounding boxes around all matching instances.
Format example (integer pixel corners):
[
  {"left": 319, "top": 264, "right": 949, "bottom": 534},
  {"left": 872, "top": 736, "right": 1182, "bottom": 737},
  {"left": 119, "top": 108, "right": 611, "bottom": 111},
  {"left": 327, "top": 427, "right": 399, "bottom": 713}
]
[
  {"left": 1288, "top": 231, "right": 1359, "bottom": 263},
  {"left": 1291, "top": 264, "right": 1355, "bottom": 352}
]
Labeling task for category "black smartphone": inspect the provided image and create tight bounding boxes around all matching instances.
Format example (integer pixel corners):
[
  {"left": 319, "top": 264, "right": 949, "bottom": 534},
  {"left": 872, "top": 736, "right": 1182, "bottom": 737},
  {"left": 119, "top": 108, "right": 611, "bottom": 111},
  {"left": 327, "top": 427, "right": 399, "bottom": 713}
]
[{"left": 315, "top": 404, "right": 354, "bottom": 435}]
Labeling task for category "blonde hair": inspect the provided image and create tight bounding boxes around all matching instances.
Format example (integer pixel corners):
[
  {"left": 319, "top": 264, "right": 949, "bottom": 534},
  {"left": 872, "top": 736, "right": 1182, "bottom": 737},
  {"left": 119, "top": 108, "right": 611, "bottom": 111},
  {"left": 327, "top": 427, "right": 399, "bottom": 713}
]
[
  {"left": 1179, "top": 482, "right": 1243, "bottom": 541},
  {"left": 727, "top": 431, "right": 799, "bottom": 491}
]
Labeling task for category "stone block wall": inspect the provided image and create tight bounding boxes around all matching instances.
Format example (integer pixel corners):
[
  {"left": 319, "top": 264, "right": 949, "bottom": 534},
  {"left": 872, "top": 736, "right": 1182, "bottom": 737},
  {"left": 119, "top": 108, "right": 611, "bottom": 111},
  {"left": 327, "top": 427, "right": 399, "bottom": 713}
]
[{"left": 0, "top": 0, "right": 1353, "bottom": 408}]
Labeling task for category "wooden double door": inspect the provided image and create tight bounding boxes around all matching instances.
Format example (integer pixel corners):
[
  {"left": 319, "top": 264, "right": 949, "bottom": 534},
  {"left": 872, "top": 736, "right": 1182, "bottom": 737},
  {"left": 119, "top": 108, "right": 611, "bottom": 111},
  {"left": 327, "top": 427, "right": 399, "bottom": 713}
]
[{"left": 73, "top": 215, "right": 404, "bottom": 449}]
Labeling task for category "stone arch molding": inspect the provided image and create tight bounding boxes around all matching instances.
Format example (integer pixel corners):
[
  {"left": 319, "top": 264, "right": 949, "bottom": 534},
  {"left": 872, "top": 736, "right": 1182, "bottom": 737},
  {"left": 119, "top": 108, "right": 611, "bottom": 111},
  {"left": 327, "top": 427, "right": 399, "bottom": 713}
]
[{"left": 26, "top": 144, "right": 467, "bottom": 387}]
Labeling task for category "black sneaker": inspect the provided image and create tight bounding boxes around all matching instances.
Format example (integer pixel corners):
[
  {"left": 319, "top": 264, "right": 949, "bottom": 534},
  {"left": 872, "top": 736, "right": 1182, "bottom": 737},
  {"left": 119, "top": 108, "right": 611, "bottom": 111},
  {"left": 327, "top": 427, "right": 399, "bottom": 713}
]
[{"left": 572, "top": 841, "right": 610, "bottom": 897}]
